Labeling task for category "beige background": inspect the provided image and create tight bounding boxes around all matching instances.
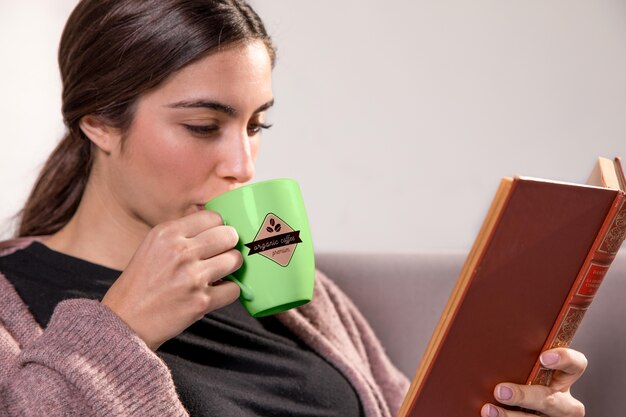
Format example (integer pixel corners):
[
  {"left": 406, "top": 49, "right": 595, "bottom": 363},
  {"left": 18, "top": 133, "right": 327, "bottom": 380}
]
[{"left": 1, "top": 0, "right": 625, "bottom": 252}]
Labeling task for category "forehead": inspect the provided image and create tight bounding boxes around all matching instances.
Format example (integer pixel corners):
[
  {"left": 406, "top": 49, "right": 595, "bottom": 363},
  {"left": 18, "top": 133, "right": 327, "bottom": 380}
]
[{"left": 142, "top": 41, "right": 273, "bottom": 110}]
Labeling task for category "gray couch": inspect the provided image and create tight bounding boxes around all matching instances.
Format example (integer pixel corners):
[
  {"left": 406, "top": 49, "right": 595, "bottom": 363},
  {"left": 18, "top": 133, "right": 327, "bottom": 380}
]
[{"left": 316, "top": 252, "right": 626, "bottom": 417}]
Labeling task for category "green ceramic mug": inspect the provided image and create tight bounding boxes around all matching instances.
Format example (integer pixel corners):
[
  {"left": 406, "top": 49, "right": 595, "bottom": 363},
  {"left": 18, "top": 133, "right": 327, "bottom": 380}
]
[{"left": 204, "top": 179, "right": 315, "bottom": 317}]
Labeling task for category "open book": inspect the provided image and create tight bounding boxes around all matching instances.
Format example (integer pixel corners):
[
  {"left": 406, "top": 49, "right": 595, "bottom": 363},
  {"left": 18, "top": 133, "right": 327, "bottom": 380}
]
[{"left": 398, "top": 157, "right": 626, "bottom": 417}]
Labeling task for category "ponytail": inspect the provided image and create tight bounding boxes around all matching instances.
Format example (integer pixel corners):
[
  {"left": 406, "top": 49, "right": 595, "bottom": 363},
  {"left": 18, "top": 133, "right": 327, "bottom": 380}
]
[{"left": 18, "top": 132, "right": 92, "bottom": 237}]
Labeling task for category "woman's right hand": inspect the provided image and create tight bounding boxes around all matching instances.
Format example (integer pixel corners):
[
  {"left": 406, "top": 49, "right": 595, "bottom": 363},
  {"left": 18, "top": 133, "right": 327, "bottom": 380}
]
[{"left": 101, "top": 210, "right": 242, "bottom": 350}]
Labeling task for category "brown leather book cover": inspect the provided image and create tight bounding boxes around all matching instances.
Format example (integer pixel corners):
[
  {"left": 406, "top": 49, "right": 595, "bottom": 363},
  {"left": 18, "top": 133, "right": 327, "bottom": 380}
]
[
  {"left": 529, "top": 185, "right": 626, "bottom": 385},
  {"left": 398, "top": 158, "right": 626, "bottom": 417}
]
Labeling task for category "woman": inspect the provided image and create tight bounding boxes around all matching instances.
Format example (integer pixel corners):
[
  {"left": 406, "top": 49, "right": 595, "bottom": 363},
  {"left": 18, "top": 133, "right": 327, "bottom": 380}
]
[{"left": 0, "top": 1, "right": 586, "bottom": 416}]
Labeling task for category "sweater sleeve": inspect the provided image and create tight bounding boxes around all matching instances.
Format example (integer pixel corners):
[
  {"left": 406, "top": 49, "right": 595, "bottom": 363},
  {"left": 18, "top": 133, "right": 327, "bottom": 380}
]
[{"left": 0, "top": 299, "right": 188, "bottom": 417}]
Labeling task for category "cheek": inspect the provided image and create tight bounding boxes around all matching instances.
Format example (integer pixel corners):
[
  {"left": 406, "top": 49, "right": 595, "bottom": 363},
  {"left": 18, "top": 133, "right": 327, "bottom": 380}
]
[{"left": 120, "top": 124, "right": 214, "bottom": 198}]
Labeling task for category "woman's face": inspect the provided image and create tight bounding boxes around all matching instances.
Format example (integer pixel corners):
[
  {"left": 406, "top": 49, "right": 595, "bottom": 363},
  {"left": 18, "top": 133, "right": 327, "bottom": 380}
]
[{"left": 101, "top": 41, "right": 273, "bottom": 228}]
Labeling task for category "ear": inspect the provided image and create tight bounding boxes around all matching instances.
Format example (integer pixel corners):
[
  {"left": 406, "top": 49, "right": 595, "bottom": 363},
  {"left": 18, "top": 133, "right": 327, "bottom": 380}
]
[{"left": 79, "top": 115, "right": 121, "bottom": 154}]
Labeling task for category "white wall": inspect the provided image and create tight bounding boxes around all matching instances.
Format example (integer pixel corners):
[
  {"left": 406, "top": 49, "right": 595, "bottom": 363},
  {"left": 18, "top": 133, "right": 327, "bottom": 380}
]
[
  {"left": 1, "top": 1, "right": 625, "bottom": 252},
  {"left": 0, "top": 0, "right": 77, "bottom": 237}
]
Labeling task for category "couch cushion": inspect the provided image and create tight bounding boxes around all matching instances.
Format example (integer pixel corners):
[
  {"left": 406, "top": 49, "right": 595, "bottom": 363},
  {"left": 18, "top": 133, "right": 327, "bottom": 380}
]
[{"left": 316, "top": 252, "right": 626, "bottom": 417}]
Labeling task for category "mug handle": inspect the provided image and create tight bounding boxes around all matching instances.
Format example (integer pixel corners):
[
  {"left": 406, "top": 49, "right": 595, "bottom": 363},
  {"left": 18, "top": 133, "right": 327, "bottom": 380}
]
[{"left": 225, "top": 275, "right": 255, "bottom": 301}]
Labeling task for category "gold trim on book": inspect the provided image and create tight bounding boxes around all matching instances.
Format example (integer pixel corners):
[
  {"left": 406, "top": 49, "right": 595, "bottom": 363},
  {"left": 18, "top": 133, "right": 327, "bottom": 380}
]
[
  {"left": 552, "top": 306, "right": 587, "bottom": 348},
  {"left": 598, "top": 199, "right": 626, "bottom": 255}
]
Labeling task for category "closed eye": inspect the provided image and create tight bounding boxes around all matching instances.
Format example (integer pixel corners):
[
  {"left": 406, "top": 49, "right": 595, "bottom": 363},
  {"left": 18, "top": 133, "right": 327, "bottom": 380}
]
[
  {"left": 183, "top": 124, "right": 220, "bottom": 137},
  {"left": 248, "top": 122, "right": 273, "bottom": 136}
]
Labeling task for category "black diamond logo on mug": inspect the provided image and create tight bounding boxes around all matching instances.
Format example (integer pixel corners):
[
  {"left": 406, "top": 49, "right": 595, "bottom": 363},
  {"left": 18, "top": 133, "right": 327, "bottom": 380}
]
[{"left": 244, "top": 213, "right": 302, "bottom": 267}]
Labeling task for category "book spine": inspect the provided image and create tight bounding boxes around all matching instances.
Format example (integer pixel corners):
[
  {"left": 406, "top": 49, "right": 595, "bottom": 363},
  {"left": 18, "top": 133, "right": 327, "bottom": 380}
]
[{"left": 528, "top": 192, "right": 626, "bottom": 385}]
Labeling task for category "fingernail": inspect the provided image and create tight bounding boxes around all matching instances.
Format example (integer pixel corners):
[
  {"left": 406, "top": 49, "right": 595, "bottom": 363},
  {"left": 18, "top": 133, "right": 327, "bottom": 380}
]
[
  {"left": 540, "top": 351, "right": 560, "bottom": 367},
  {"left": 485, "top": 404, "right": 499, "bottom": 417},
  {"left": 497, "top": 385, "right": 513, "bottom": 401}
]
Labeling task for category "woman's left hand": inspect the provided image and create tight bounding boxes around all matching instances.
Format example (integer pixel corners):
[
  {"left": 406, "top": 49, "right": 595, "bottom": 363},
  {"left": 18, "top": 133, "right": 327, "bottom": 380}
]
[{"left": 481, "top": 347, "right": 587, "bottom": 417}]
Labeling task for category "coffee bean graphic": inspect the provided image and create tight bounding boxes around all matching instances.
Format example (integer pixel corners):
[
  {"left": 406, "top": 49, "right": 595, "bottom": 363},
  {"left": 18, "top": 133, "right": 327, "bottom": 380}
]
[{"left": 264, "top": 217, "right": 283, "bottom": 234}]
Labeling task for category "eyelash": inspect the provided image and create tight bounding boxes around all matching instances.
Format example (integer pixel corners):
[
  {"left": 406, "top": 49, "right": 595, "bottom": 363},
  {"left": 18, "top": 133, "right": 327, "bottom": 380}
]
[{"left": 183, "top": 123, "right": 273, "bottom": 137}]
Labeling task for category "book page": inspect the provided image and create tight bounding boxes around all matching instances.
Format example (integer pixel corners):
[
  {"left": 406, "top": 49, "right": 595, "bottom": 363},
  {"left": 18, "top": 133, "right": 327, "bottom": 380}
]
[{"left": 586, "top": 157, "right": 620, "bottom": 189}]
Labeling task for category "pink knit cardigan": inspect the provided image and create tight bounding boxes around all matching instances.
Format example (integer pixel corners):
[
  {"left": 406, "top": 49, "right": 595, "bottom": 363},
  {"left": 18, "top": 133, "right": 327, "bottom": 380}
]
[{"left": 0, "top": 237, "right": 409, "bottom": 416}]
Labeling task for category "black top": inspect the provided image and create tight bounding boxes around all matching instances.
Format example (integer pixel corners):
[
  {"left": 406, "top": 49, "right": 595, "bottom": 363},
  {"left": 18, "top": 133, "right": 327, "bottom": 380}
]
[{"left": 0, "top": 242, "right": 363, "bottom": 417}]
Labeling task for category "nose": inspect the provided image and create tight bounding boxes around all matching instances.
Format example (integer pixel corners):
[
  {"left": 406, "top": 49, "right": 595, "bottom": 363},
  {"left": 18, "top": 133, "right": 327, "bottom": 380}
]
[{"left": 215, "top": 130, "right": 256, "bottom": 184}]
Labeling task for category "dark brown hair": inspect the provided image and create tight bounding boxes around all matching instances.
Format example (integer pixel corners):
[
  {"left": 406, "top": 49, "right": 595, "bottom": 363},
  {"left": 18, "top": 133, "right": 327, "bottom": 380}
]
[{"left": 18, "top": 0, "right": 275, "bottom": 237}]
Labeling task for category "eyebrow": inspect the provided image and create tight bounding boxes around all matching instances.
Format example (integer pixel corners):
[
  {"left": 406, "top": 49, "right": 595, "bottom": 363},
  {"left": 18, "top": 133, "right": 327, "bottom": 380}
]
[{"left": 165, "top": 99, "right": 274, "bottom": 117}]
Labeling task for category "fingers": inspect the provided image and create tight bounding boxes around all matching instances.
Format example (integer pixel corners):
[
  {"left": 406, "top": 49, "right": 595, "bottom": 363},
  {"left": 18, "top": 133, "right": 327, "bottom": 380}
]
[
  {"left": 204, "top": 280, "right": 241, "bottom": 312},
  {"left": 192, "top": 224, "right": 240, "bottom": 260},
  {"left": 170, "top": 209, "right": 225, "bottom": 238},
  {"left": 198, "top": 249, "right": 244, "bottom": 285},
  {"left": 482, "top": 348, "right": 588, "bottom": 417},
  {"left": 480, "top": 403, "right": 537, "bottom": 417},
  {"left": 539, "top": 348, "right": 588, "bottom": 391},
  {"left": 156, "top": 210, "right": 240, "bottom": 261},
  {"left": 152, "top": 210, "right": 244, "bottom": 287},
  {"left": 484, "top": 382, "right": 585, "bottom": 417},
  {"left": 179, "top": 210, "right": 240, "bottom": 260}
]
